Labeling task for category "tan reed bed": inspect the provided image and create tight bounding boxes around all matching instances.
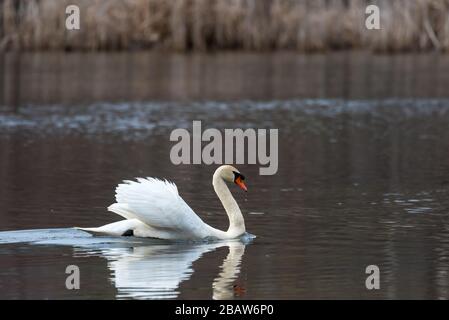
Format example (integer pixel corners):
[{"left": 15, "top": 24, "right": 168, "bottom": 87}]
[{"left": 1, "top": 0, "right": 449, "bottom": 52}]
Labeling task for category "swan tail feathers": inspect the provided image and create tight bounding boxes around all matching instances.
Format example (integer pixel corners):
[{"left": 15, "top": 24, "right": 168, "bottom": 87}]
[
  {"left": 75, "top": 219, "right": 145, "bottom": 237},
  {"left": 75, "top": 226, "right": 113, "bottom": 236}
]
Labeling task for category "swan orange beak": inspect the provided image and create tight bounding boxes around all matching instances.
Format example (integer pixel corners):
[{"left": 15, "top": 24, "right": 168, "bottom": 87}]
[{"left": 235, "top": 176, "right": 248, "bottom": 192}]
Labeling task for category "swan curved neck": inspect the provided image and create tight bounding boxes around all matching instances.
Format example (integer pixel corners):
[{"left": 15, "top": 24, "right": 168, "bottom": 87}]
[{"left": 212, "top": 173, "right": 245, "bottom": 237}]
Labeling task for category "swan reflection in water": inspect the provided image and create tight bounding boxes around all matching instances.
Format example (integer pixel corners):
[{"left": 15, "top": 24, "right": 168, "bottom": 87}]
[{"left": 75, "top": 240, "right": 248, "bottom": 300}]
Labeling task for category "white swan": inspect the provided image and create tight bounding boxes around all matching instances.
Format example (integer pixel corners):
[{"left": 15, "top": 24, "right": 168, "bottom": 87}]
[{"left": 77, "top": 165, "right": 248, "bottom": 240}]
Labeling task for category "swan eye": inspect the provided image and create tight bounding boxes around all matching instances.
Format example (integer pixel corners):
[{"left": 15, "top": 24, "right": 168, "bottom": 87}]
[
  {"left": 232, "top": 171, "right": 245, "bottom": 182},
  {"left": 233, "top": 171, "right": 247, "bottom": 192}
]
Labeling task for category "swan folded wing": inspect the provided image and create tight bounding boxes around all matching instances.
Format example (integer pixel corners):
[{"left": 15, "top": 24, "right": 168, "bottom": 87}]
[{"left": 112, "top": 178, "right": 206, "bottom": 235}]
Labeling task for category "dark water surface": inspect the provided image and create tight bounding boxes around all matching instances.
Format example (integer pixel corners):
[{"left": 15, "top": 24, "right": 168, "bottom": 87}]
[{"left": 1, "top": 52, "right": 449, "bottom": 299}]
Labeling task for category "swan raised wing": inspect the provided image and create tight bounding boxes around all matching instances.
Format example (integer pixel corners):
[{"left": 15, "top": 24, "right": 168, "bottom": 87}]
[{"left": 108, "top": 178, "right": 209, "bottom": 238}]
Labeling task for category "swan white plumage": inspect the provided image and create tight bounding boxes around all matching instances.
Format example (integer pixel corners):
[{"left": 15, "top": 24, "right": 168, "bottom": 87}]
[{"left": 77, "top": 165, "right": 248, "bottom": 240}]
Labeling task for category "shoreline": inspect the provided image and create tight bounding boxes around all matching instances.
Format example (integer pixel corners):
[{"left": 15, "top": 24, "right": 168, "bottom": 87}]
[{"left": 0, "top": 49, "right": 446, "bottom": 56}]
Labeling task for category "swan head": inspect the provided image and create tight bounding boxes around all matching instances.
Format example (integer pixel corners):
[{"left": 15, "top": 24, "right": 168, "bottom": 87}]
[{"left": 214, "top": 165, "right": 248, "bottom": 192}]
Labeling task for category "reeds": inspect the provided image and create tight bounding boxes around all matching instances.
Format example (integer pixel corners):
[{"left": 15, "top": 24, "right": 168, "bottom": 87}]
[{"left": 1, "top": 0, "right": 449, "bottom": 52}]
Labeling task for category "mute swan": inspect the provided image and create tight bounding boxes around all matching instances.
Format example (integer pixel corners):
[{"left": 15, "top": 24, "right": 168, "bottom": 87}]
[{"left": 77, "top": 165, "right": 248, "bottom": 240}]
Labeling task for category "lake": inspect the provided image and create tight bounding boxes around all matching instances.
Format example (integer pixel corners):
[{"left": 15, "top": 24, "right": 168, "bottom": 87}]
[{"left": 1, "top": 52, "right": 449, "bottom": 299}]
